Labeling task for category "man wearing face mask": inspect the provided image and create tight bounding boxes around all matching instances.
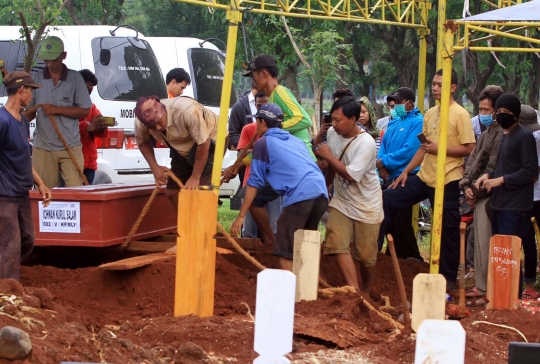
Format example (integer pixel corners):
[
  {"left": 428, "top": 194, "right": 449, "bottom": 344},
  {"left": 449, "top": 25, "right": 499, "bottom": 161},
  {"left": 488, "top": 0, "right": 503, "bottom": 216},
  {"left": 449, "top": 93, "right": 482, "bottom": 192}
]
[
  {"left": 379, "top": 69, "right": 476, "bottom": 288},
  {"left": 459, "top": 85, "right": 504, "bottom": 306},
  {"left": 376, "top": 87, "right": 424, "bottom": 260},
  {"left": 476, "top": 94, "right": 538, "bottom": 300},
  {"left": 376, "top": 99, "right": 397, "bottom": 133}
]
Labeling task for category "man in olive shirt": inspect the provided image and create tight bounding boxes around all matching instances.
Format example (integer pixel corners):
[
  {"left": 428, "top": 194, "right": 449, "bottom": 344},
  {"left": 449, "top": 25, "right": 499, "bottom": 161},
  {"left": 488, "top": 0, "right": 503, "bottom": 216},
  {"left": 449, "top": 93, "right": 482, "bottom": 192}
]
[
  {"left": 27, "top": 36, "right": 92, "bottom": 188},
  {"left": 134, "top": 95, "right": 221, "bottom": 207}
]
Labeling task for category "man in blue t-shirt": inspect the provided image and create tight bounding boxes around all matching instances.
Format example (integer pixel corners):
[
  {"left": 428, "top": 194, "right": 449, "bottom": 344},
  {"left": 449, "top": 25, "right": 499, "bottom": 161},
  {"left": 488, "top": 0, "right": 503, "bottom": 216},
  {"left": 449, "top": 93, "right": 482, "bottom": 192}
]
[
  {"left": 0, "top": 71, "right": 52, "bottom": 281},
  {"left": 230, "top": 103, "right": 328, "bottom": 271}
]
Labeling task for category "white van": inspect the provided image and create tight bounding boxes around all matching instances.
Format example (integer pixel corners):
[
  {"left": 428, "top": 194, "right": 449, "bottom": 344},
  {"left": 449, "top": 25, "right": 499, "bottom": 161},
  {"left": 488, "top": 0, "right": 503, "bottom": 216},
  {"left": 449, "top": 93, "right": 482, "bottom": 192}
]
[
  {"left": 0, "top": 26, "right": 239, "bottom": 196},
  {"left": 146, "top": 36, "right": 240, "bottom": 197}
]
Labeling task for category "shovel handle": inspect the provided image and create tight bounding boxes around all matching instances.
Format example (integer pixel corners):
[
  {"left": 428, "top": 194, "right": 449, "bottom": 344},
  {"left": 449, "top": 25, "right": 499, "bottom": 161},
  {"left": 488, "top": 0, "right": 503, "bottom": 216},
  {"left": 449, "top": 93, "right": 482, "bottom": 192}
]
[{"left": 387, "top": 234, "right": 411, "bottom": 326}]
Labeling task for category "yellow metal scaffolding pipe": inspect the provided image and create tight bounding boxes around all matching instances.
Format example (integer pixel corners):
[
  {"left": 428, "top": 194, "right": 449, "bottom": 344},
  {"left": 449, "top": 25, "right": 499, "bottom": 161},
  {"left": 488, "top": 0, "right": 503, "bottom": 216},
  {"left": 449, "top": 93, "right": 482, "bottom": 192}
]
[
  {"left": 453, "top": 46, "right": 540, "bottom": 52},
  {"left": 435, "top": 0, "right": 446, "bottom": 70},
  {"left": 211, "top": 7, "right": 242, "bottom": 190},
  {"left": 466, "top": 24, "right": 540, "bottom": 45},
  {"left": 417, "top": 31, "right": 427, "bottom": 112},
  {"left": 430, "top": 26, "right": 455, "bottom": 274}
]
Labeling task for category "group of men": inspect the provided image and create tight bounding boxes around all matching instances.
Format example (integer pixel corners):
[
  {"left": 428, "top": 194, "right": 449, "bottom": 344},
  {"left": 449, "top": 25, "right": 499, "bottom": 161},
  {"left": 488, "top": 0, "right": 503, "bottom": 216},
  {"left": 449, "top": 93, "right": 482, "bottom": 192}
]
[
  {"left": 219, "top": 54, "right": 540, "bottom": 299},
  {"left": 2, "top": 44, "right": 539, "bottom": 301}
]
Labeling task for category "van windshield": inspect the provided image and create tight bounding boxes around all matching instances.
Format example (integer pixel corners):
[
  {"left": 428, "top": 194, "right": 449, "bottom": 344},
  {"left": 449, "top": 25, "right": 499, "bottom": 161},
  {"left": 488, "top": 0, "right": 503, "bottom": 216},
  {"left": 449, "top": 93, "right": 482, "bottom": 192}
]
[
  {"left": 188, "top": 48, "right": 236, "bottom": 107},
  {"left": 91, "top": 37, "right": 167, "bottom": 101}
]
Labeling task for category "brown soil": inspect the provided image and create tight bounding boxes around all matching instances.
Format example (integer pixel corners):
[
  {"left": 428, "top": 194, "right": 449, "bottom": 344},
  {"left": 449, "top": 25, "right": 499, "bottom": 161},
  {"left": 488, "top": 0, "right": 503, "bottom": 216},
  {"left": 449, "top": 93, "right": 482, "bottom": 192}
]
[{"left": 0, "top": 250, "right": 537, "bottom": 363}]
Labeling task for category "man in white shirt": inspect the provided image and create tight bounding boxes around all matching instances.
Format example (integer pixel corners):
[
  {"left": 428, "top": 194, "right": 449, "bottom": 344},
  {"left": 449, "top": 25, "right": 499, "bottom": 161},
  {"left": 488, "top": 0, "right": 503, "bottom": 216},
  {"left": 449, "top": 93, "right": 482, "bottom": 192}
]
[{"left": 314, "top": 96, "right": 384, "bottom": 294}]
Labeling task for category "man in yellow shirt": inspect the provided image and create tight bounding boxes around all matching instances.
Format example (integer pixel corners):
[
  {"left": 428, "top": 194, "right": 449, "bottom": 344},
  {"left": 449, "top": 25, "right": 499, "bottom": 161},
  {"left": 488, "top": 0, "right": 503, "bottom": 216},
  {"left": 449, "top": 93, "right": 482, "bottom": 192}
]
[{"left": 379, "top": 69, "right": 476, "bottom": 287}]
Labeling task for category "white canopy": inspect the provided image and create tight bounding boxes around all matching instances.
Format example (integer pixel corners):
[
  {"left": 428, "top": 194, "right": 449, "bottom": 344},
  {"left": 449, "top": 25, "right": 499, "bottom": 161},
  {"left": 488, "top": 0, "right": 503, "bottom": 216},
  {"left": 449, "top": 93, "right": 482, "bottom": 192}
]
[{"left": 460, "top": 0, "right": 540, "bottom": 21}]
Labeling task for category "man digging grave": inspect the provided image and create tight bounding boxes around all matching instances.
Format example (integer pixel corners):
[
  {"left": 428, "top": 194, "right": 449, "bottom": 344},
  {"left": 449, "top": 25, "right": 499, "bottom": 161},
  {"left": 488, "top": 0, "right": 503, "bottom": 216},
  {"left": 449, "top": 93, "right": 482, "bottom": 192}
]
[{"left": 230, "top": 103, "right": 328, "bottom": 271}]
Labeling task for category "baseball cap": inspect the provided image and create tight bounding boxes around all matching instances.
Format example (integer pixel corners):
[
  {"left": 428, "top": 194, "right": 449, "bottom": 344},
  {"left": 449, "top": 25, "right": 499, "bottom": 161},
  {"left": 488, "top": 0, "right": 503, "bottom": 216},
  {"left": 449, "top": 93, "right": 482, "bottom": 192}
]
[
  {"left": 519, "top": 105, "right": 540, "bottom": 132},
  {"left": 387, "top": 87, "right": 415, "bottom": 103},
  {"left": 38, "top": 36, "right": 65, "bottom": 60},
  {"left": 134, "top": 95, "right": 163, "bottom": 127},
  {"left": 2, "top": 71, "right": 41, "bottom": 89},
  {"left": 241, "top": 54, "right": 277, "bottom": 77},
  {"left": 247, "top": 103, "right": 284, "bottom": 123}
]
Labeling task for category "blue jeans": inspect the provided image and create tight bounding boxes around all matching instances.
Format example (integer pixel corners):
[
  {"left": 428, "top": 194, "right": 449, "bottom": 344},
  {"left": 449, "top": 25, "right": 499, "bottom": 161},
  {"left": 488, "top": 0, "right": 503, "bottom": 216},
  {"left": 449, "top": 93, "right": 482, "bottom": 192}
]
[
  {"left": 491, "top": 209, "right": 537, "bottom": 285},
  {"left": 378, "top": 176, "right": 461, "bottom": 283},
  {"left": 242, "top": 196, "right": 283, "bottom": 238}
]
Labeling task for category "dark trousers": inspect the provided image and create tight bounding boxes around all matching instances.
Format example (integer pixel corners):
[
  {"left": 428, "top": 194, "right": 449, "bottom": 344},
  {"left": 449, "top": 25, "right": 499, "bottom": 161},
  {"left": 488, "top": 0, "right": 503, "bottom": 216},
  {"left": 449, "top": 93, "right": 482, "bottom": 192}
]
[
  {"left": 83, "top": 169, "right": 96, "bottom": 185},
  {"left": 491, "top": 209, "right": 537, "bottom": 285},
  {"left": 378, "top": 176, "right": 461, "bottom": 282},
  {"left": 0, "top": 193, "right": 35, "bottom": 281},
  {"left": 384, "top": 201, "right": 423, "bottom": 261}
]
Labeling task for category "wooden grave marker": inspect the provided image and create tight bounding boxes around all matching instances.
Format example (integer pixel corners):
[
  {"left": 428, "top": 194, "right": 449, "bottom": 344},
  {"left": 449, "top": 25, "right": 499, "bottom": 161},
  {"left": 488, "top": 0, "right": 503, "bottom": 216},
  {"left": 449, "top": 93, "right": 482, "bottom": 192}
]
[
  {"left": 174, "top": 190, "right": 218, "bottom": 317},
  {"left": 411, "top": 273, "right": 446, "bottom": 333},
  {"left": 292, "top": 230, "right": 321, "bottom": 302},
  {"left": 486, "top": 235, "right": 521, "bottom": 310},
  {"left": 254, "top": 269, "right": 296, "bottom": 364},
  {"left": 414, "top": 319, "right": 465, "bottom": 364}
]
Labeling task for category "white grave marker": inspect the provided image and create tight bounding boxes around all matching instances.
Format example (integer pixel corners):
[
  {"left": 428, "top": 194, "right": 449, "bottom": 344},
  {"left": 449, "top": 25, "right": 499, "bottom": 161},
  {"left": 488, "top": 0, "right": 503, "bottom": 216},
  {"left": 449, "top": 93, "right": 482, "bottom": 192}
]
[
  {"left": 414, "top": 320, "right": 466, "bottom": 364},
  {"left": 411, "top": 273, "right": 446, "bottom": 332},
  {"left": 254, "top": 269, "right": 296, "bottom": 364},
  {"left": 292, "top": 230, "right": 321, "bottom": 302}
]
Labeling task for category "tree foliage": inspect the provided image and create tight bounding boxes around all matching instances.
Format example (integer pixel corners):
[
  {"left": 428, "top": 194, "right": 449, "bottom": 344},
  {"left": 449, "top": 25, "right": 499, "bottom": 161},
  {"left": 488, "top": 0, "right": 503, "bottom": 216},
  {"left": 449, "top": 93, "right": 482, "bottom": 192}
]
[{"left": 1, "top": 0, "right": 539, "bottom": 111}]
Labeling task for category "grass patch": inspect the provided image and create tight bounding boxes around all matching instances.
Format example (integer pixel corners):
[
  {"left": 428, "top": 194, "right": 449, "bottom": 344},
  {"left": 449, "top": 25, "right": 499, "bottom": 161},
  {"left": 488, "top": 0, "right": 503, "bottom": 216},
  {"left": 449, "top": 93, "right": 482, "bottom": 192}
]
[
  {"left": 418, "top": 233, "right": 431, "bottom": 261},
  {"left": 218, "top": 199, "right": 237, "bottom": 233}
]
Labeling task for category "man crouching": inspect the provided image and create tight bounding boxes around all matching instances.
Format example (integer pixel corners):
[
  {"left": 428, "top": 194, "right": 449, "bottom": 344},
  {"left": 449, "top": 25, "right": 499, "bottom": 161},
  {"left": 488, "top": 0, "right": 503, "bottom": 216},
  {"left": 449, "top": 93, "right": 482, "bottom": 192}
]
[
  {"left": 231, "top": 103, "right": 328, "bottom": 271},
  {"left": 314, "top": 96, "right": 383, "bottom": 294}
]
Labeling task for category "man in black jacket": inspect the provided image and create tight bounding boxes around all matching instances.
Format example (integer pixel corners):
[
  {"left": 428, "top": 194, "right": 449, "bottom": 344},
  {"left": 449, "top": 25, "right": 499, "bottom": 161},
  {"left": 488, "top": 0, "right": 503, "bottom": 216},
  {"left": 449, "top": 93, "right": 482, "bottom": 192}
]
[{"left": 228, "top": 80, "right": 258, "bottom": 185}]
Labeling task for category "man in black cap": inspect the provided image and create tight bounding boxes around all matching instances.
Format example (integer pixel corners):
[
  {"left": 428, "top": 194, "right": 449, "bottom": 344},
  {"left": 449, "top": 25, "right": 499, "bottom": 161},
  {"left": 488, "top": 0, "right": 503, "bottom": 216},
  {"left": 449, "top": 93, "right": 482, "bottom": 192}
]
[
  {"left": 0, "top": 71, "right": 52, "bottom": 280},
  {"left": 226, "top": 54, "right": 315, "bottom": 251},
  {"left": 376, "top": 87, "right": 424, "bottom": 261},
  {"left": 476, "top": 95, "right": 538, "bottom": 299}
]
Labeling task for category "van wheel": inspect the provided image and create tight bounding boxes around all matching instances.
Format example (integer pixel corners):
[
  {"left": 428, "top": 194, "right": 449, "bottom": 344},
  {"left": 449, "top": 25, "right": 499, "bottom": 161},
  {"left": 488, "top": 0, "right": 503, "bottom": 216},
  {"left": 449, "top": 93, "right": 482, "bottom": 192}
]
[{"left": 93, "top": 170, "right": 112, "bottom": 185}]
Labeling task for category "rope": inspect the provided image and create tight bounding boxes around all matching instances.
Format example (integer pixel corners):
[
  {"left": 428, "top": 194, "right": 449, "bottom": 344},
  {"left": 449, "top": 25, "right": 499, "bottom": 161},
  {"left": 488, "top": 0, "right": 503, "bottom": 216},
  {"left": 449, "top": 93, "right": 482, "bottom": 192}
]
[
  {"left": 119, "top": 187, "right": 160, "bottom": 249},
  {"left": 220, "top": 133, "right": 259, "bottom": 185},
  {"left": 472, "top": 321, "right": 528, "bottom": 342},
  {"left": 24, "top": 104, "right": 89, "bottom": 185},
  {"left": 216, "top": 221, "right": 267, "bottom": 271},
  {"left": 318, "top": 286, "right": 404, "bottom": 330}
]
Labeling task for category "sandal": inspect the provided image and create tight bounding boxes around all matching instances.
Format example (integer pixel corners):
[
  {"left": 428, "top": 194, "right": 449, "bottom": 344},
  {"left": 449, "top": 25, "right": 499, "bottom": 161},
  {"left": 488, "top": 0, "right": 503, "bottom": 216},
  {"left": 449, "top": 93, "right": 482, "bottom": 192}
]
[
  {"left": 466, "top": 287, "right": 484, "bottom": 298},
  {"left": 467, "top": 296, "right": 489, "bottom": 307},
  {"left": 522, "top": 288, "right": 540, "bottom": 300}
]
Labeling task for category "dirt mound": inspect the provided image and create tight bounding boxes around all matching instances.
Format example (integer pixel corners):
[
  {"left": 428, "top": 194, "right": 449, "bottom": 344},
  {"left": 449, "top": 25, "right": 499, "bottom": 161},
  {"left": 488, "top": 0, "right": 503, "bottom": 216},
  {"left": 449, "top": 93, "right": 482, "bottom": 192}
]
[{"left": 0, "top": 250, "right": 533, "bottom": 363}]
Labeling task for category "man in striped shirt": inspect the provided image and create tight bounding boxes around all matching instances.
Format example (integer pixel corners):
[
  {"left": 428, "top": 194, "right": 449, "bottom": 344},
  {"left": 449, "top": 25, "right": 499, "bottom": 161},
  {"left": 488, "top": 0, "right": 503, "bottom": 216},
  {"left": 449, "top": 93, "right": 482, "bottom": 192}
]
[{"left": 248, "top": 54, "right": 315, "bottom": 161}]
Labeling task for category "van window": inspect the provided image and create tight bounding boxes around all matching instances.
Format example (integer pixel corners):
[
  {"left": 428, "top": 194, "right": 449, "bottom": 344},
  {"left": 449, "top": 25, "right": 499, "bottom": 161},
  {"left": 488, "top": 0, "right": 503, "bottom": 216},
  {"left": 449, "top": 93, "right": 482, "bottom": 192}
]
[
  {"left": 188, "top": 48, "right": 237, "bottom": 108},
  {"left": 91, "top": 37, "right": 167, "bottom": 101},
  {"left": 0, "top": 41, "right": 45, "bottom": 96}
]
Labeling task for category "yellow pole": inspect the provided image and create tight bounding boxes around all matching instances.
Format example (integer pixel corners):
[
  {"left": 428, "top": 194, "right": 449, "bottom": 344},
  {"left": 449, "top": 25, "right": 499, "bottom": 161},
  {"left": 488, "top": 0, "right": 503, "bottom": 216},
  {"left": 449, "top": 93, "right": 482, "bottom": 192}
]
[
  {"left": 417, "top": 30, "right": 427, "bottom": 113},
  {"left": 416, "top": 0, "right": 429, "bottom": 112},
  {"left": 211, "top": 6, "right": 242, "bottom": 191},
  {"left": 435, "top": 0, "right": 446, "bottom": 71},
  {"left": 430, "top": 25, "right": 454, "bottom": 274}
]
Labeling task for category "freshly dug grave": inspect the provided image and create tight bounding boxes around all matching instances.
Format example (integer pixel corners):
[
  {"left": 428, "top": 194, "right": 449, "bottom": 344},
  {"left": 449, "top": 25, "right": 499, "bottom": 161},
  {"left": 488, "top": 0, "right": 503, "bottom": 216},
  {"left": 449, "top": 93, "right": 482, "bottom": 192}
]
[{"left": 0, "top": 251, "right": 536, "bottom": 363}]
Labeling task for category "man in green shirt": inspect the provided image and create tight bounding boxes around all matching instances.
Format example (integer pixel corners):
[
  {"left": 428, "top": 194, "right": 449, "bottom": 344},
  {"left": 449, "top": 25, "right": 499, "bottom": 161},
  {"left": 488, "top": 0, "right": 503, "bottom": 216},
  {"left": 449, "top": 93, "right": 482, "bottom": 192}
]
[{"left": 247, "top": 54, "right": 315, "bottom": 160}]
